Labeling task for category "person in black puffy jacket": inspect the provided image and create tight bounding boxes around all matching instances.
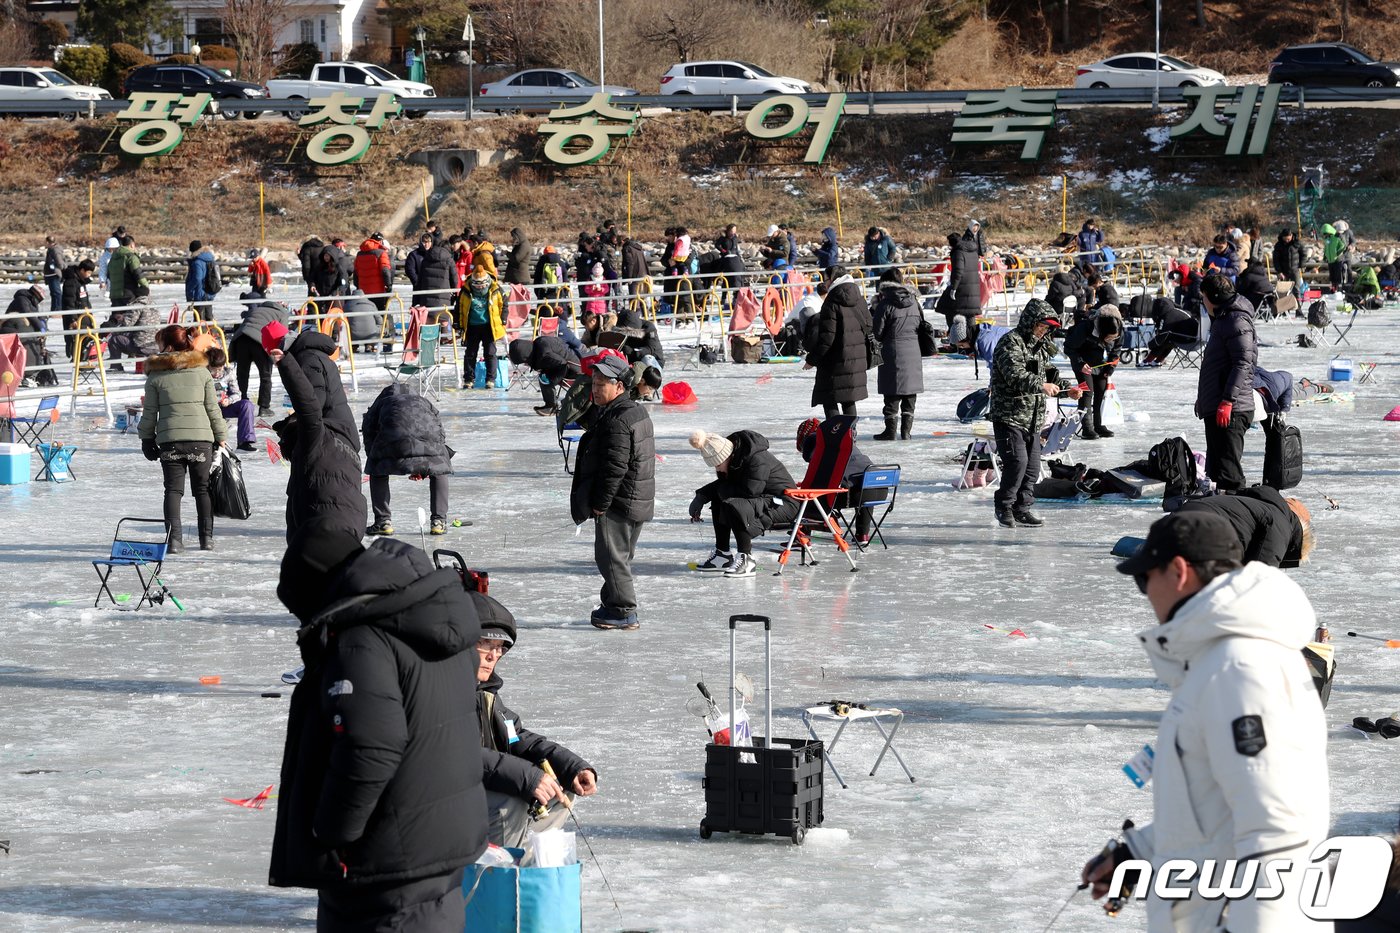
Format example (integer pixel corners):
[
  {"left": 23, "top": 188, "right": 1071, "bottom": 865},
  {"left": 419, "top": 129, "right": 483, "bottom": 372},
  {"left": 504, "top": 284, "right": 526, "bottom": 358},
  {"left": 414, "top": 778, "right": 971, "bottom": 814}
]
[
  {"left": 269, "top": 523, "right": 486, "bottom": 933},
  {"left": 935, "top": 232, "right": 982, "bottom": 347},
  {"left": 1175, "top": 487, "right": 1312, "bottom": 568},
  {"left": 472, "top": 592, "right": 598, "bottom": 847},
  {"left": 570, "top": 353, "right": 655, "bottom": 630},
  {"left": 286, "top": 328, "right": 360, "bottom": 452},
  {"left": 404, "top": 232, "right": 459, "bottom": 311},
  {"left": 1236, "top": 259, "right": 1274, "bottom": 313},
  {"left": 687, "top": 429, "right": 800, "bottom": 577},
  {"left": 1063, "top": 308, "right": 1122, "bottom": 440},
  {"left": 271, "top": 343, "right": 365, "bottom": 542},
  {"left": 807, "top": 266, "right": 872, "bottom": 417},
  {"left": 1194, "top": 274, "right": 1258, "bottom": 491},
  {"left": 361, "top": 383, "right": 454, "bottom": 537},
  {"left": 509, "top": 336, "right": 582, "bottom": 415}
]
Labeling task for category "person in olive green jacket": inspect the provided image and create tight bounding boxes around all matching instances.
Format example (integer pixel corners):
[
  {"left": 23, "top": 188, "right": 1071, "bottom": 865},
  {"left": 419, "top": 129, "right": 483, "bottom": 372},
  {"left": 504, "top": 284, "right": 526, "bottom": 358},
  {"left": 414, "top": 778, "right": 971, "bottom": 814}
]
[
  {"left": 108, "top": 235, "right": 144, "bottom": 308},
  {"left": 137, "top": 324, "right": 226, "bottom": 552}
]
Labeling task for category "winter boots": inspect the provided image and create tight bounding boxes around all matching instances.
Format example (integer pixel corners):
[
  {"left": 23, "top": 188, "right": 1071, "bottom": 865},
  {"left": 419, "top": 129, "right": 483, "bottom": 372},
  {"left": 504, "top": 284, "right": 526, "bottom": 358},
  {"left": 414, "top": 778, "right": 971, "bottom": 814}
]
[
  {"left": 873, "top": 417, "right": 897, "bottom": 441},
  {"left": 900, "top": 414, "right": 914, "bottom": 440}
]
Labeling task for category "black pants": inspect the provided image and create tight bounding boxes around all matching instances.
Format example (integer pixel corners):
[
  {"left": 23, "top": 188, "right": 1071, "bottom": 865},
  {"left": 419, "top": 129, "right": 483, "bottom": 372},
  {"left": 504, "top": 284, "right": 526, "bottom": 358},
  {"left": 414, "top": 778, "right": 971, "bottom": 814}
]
[
  {"left": 370, "top": 295, "right": 393, "bottom": 351},
  {"left": 1202, "top": 410, "right": 1251, "bottom": 491},
  {"left": 1076, "top": 370, "right": 1109, "bottom": 429},
  {"left": 317, "top": 866, "right": 465, "bottom": 933},
  {"left": 370, "top": 474, "right": 448, "bottom": 524},
  {"left": 822, "top": 401, "right": 857, "bottom": 418},
  {"left": 232, "top": 336, "right": 273, "bottom": 410},
  {"left": 62, "top": 311, "right": 87, "bottom": 359},
  {"left": 881, "top": 394, "right": 916, "bottom": 418},
  {"left": 463, "top": 323, "right": 496, "bottom": 384},
  {"left": 159, "top": 441, "right": 214, "bottom": 542},
  {"left": 712, "top": 497, "right": 799, "bottom": 554},
  {"left": 992, "top": 421, "right": 1039, "bottom": 513}
]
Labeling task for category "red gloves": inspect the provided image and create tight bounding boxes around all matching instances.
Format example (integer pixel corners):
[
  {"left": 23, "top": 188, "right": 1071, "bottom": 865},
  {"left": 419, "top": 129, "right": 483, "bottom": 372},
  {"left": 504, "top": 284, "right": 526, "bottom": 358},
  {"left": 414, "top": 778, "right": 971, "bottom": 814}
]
[{"left": 1215, "top": 402, "right": 1233, "bottom": 427}]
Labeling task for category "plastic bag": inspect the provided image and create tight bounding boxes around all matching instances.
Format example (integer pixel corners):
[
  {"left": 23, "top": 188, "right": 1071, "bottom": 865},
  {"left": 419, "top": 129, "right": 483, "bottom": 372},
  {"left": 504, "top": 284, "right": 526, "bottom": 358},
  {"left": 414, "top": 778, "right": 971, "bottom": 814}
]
[
  {"left": 527, "top": 829, "right": 577, "bottom": 868},
  {"left": 209, "top": 447, "right": 252, "bottom": 520}
]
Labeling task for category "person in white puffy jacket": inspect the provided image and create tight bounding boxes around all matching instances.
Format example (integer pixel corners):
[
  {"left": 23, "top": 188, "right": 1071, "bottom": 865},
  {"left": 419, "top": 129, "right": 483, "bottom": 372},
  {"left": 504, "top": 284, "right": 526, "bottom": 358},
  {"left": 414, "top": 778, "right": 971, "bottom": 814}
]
[{"left": 1084, "top": 510, "right": 1330, "bottom": 932}]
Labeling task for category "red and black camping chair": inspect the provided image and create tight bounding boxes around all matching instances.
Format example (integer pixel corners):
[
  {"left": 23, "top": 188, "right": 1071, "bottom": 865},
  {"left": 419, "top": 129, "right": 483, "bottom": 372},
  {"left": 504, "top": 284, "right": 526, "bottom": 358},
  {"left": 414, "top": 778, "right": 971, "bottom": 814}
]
[{"left": 777, "top": 415, "right": 859, "bottom": 575}]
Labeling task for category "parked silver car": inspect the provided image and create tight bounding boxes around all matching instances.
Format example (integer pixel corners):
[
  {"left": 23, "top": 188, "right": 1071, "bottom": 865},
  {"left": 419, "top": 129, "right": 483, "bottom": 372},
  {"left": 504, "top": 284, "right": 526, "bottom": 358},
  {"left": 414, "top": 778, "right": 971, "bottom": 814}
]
[{"left": 478, "top": 69, "right": 638, "bottom": 111}]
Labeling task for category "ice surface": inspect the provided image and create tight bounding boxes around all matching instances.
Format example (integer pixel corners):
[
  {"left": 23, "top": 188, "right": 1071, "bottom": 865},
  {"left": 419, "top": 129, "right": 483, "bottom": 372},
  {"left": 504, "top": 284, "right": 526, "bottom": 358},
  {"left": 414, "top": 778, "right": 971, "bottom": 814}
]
[{"left": 2, "top": 285, "right": 1399, "bottom": 931}]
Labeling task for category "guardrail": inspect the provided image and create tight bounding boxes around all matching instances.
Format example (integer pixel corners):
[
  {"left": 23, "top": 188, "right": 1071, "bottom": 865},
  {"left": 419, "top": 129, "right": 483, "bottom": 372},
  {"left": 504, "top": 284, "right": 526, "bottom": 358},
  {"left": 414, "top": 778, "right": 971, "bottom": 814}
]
[{"left": 0, "top": 83, "right": 1394, "bottom": 119}]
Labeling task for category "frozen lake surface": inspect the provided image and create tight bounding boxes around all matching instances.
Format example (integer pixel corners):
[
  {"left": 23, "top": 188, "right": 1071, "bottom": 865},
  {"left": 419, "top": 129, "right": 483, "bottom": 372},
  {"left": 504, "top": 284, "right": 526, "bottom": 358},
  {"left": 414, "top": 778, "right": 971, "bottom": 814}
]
[{"left": 2, "top": 287, "right": 1399, "bottom": 931}]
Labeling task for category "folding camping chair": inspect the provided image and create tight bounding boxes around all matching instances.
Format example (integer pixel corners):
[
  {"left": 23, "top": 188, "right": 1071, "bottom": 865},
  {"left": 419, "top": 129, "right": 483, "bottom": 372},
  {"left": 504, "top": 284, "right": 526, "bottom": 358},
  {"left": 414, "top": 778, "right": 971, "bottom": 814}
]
[
  {"left": 801, "top": 702, "right": 914, "bottom": 789},
  {"left": 834, "top": 464, "right": 900, "bottom": 551},
  {"left": 1041, "top": 408, "right": 1085, "bottom": 462},
  {"left": 1166, "top": 314, "right": 1208, "bottom": 370},
  {"left": 388, "top": 323, "right": 442, "bottom": 398},
  {"left": 91, "top": 517, "right": 178, "bottom": 610},
  {"left": 555, "top": 378, "right": 591, "bottom": 475},
  {"left": 8, "top": 395, "right": 59, "bottom": 445},
  {"left": 777, "top": 415, "right": 859, "bottom": 575},
  {"left": 956, "top": 436, "right": 999, "bottom": 490},
  {"left": 1329, "top": 306, "right": 1359, "bottom": 347},
  {"left": 34, "top": 441, "right": 76, "bottom": 482}
]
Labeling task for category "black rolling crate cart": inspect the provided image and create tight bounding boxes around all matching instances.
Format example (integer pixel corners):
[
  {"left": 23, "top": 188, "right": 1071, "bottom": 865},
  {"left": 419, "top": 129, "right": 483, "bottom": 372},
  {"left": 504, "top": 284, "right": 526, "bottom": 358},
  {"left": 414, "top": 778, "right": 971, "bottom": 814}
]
[{"left": 700, "top": 614, "right": 825, "bottom": 845}]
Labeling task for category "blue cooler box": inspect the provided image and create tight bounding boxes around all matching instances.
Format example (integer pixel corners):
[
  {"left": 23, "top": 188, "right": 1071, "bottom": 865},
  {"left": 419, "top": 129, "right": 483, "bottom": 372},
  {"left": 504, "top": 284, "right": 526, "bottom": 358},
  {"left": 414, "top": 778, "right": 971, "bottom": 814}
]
[
  {"left": 0, "top": 443, "right": 32, "bottom": 484},
  {"left": 1329, "top": 358, "right": 1353, "bottom": 382}
]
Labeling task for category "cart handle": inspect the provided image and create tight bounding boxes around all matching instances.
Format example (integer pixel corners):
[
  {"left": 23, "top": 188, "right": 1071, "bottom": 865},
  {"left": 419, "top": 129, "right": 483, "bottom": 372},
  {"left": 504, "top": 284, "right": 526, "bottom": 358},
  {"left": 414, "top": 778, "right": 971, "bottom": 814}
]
[{"left": 729, "top": 613, "right": 771, "bottom": 630}]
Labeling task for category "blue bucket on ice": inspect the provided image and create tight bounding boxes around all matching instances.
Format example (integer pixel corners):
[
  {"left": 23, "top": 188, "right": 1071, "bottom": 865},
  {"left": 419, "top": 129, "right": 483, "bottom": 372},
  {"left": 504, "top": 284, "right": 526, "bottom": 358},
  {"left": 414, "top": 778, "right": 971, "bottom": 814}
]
[{"left": 464, "top": 849, "right": 582, "bottom": 933}]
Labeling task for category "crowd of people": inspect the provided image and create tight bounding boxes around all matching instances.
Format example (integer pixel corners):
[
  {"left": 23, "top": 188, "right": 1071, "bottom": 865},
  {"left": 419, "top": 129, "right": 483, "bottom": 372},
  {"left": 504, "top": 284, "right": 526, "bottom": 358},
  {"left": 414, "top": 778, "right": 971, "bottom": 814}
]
[{"left": 5, "top": 211, "right": 1398, "bottom": 930}]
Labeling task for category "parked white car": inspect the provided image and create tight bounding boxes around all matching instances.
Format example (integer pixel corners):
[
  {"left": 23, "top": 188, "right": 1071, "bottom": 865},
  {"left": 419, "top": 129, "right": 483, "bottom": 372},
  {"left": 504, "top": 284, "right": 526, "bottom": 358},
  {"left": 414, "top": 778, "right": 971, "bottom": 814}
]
[
  {"left": 267, "top": 61, "right": 435, "bottom": 116},
  {"left": 1074, "top": 53, "right": 1226, "bottom": 89},
  {"left": 660, "top": 61, "right": 811, "bottom": 97},
  {"left": 478, "top": 69, "right": 638, "bottom": 110},
  {"left": 0, "top": 66, "right": 110, "bottom": 118}
]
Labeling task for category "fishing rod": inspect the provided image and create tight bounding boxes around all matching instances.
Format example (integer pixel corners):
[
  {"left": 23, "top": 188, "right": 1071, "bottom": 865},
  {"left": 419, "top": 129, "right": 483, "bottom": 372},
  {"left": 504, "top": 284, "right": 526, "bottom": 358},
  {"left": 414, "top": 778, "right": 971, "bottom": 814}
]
[
  {"left": 1348, "top": 631, "right": 1400, "bottom": 648},
  {"left": 541, "top": 760, "right": 624, "bottom": 925}
]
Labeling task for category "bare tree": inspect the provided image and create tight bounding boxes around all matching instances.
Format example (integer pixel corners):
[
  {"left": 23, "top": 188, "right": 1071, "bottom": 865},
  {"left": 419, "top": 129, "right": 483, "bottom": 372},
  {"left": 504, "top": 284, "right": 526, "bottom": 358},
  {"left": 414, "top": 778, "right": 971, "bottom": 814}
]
[
  {"left": 640, "top": 10, "right": 723, "bottom": 62},
  {"left": 0, "top": 15, "right": 34, "bottom": 64},
  {"left": 222, "top": 0, "right": 295, "bottom": 85}
]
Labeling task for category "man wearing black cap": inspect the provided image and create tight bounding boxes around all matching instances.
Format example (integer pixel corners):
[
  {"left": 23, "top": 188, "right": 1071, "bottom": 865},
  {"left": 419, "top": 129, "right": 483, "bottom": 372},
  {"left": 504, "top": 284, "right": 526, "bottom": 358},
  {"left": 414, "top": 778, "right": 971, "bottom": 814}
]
[
  {"left": 570, "top": 353, "right": 655, "bottom": 630},
  {"left": 472, "top": 591, "right": 599, "bottom": 846},
  {"left": 1195, "top": 273, "right": 1258, "bottom": 491},
  {"left": 269, "top": 520, "right": 488, "bottom": 932},
  {"left": 1081, "top": 512, "right": 1328, "bottom": 930},
  {"left": 988, "top": 298, "right": 1081, "bottom": 527}
]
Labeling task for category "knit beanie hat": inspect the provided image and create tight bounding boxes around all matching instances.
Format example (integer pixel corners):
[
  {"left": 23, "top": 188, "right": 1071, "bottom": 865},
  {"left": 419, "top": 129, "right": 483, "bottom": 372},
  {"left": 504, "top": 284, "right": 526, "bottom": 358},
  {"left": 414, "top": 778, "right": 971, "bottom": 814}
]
[
  {"left": 261, "top": 320, "right": 289, "bottom": 354},
  {"left": 689, "top": 430, "right": 734, "bottom": 468},
  {"left": 795, "top": 417, "right": 821, "bottom": 453}
]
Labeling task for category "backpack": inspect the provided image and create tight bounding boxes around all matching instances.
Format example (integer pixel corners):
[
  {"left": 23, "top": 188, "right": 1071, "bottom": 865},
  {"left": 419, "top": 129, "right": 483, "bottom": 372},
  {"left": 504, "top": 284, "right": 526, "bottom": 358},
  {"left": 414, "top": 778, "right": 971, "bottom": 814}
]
[
  {"left": 1129, "top": 293, "right": 1153, "bottom": 321},
  {"left": 956, "top": 387, "right": 992, "bottom": 423},
  {"left": 203, "top": 259, "right": 222, "bottom": 296},
  {"left": 1306, "top": 300, "right": 1330, "bottom": 329},
  {"left": 1146, "top": 436, "right": 1197, "bottom": 498}
]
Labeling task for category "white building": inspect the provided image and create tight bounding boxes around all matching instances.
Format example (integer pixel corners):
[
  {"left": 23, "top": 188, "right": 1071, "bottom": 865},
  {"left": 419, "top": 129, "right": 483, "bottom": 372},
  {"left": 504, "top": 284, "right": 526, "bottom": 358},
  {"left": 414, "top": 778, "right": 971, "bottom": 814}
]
[{"left": 26, "top": 0, "right": 394, "bottom": 62}]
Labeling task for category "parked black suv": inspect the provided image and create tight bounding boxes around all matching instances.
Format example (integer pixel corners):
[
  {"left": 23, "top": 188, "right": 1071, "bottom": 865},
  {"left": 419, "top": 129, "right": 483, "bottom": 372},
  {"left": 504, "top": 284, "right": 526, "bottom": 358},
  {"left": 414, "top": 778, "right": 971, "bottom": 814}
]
[
  {"left": 1268, "top": 43, "right": 1400, "bottom": 87},
  {"left": 122, "top": 63, "right": 269, "bottom": 118}
]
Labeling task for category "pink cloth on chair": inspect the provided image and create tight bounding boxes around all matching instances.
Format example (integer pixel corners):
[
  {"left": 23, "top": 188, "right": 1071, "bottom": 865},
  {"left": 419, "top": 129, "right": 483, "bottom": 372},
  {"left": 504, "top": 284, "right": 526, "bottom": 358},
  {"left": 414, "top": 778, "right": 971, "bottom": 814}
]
[
  {"left": 166, "top": 302, "right": 183, "bottom": 325},
  {"left": 0, "top": 334, "right": 24, "bottom": 418},
  {"left": 401, "top": 305, "right": 429, "bottom": 362},
  {"left": 785, "top": 270, "right": 811, "bottom": 312},
  {"left": 729, "top": 288, "right": 761, "bottom": 333},
  {"left": 506, "top": 283, "right": 532, "bottom": 336}
]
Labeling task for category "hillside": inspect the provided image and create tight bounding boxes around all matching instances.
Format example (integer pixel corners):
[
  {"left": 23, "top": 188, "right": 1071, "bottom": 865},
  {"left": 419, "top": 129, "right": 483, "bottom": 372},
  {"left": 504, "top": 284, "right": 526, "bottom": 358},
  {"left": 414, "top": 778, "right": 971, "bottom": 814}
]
[
  {"left": 1, "top": 101, "right": 1398, "bottom": 253},
  {"left": 954, "top": 1, "right": 1400, "bottom": 89}
]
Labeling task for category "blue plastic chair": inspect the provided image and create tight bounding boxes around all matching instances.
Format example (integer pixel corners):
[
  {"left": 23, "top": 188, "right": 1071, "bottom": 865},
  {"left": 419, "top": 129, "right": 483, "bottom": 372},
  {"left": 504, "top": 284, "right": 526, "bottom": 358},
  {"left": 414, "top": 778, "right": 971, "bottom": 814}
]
[
  {"left": 92, "top": 517, "right": 177, "bottom": 610},
  {"left": 838, "top": 464, "right": 901, "bottom": 551},
  {"left": 10, "top": 395, "right": 58, "bottom": 445}
]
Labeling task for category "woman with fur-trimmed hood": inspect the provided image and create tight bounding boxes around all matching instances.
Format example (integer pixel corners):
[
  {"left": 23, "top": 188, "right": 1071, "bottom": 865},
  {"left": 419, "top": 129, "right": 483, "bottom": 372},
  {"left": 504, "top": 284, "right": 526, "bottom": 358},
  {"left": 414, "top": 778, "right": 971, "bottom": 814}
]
[{"left": 136, "top": 324, "right": 227, "bottom": 552}]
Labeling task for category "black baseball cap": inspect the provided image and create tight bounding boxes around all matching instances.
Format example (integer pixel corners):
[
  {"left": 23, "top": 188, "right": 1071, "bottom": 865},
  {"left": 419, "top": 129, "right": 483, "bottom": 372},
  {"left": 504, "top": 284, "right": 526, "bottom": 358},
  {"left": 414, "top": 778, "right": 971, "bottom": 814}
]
[{"left": 1116, "top": 511, "right": 1243, "bottom": 576}]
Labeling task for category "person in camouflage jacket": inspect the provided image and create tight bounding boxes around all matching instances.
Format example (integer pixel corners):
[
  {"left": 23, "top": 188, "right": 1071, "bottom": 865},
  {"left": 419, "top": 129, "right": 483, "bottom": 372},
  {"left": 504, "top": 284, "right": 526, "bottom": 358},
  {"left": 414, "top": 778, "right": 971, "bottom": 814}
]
[{"left": 989, "top": 299, "right": 1079, "bottom": 528}]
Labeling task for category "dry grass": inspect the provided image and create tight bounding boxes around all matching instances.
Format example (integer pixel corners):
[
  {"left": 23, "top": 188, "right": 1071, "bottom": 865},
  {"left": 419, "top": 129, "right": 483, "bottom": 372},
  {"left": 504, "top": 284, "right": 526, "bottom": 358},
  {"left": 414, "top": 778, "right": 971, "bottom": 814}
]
[{"left": 4, "top": 101, "right": 1400, "bottom": 252}]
